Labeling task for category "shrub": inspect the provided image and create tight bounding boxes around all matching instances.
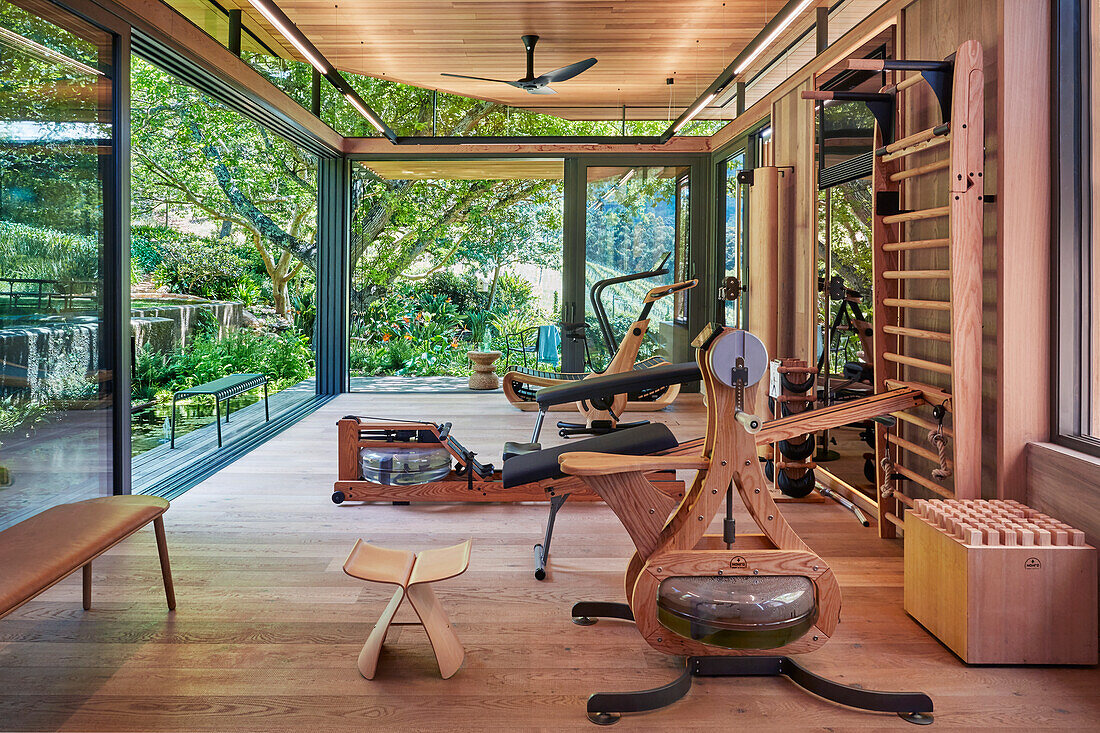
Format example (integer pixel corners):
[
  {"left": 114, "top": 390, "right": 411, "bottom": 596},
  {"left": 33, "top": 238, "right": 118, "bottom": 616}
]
[
  {"left": 131, "top": 330, "right": 314, "bottom": 401},
  {"left": 0, "top": 221, "right": 99, "bottom": 285},
  {"left": 493, "top": 272, "right": 536, "bottom": 314},
  {"left": 130, "top": 225, "right": 167, "bottom": 275},
  {"left": 407, "top": 271, "right": 482, "bottom": 312},
  {"left": 140, "top": 229, "right": 249, "bottom": 300}
]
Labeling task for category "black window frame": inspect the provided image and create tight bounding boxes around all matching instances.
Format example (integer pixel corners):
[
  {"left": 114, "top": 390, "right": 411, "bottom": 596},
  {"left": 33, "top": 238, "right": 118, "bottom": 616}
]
[{"left": 1051, "top": 0, "right": 1098, "bottom": 457}]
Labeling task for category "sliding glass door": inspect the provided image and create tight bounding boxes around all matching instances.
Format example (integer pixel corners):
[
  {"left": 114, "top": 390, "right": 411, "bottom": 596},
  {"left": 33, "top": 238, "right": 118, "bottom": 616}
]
[
  {"left": 581, "top": 162, "right": 697, "bottom": 369},
  {"left": 0, "top": 0, "right": 120, "bottom": 526}
]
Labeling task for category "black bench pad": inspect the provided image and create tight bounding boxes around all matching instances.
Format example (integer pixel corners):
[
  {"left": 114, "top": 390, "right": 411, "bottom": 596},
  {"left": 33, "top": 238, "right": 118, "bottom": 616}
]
[
  {"left": 534, "top": 361, "right": 702, "bottom": 408},
  {"left": 502, "top": 423, "right": 679, "bottom": 488}
]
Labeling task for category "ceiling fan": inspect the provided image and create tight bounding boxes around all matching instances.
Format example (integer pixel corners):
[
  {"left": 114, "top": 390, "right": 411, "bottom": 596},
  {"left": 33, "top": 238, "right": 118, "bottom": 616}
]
[{"left": 440, "top": 34, "right": 596, "bottom": 95}]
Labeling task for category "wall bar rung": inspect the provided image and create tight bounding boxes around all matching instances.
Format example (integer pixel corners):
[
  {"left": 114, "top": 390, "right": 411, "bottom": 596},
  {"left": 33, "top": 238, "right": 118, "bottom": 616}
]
[
  {"left": 890, "top": 159, "right": 951, "bottom": 182},
  {"left": 894, "top": 74, "right": 925, "bottom": 92},
  {"left": 880, "top": 134, "right": 950, "bottom": 162},
  {"left": 887, "top": 432, "right": 954, "bottom": 469},
  {"left": 884, "top": 511, "right": 904, "bottom": 528},
  {"left": 883, "top": 324, "right": 952, "bottom": 342},
  {"left": 883, "top": 297, "right": 952, "bottom": 311},
  {"left": 881, "top": 124, "right": 950, "bottom": 154},
  {"left": 882, "top": 237, "right": 950, "bottom": 251},
  {"left": 885, "top": 378, "right": 953, "bottom": 407},
  {"left": 894, "top": 462, "right": 953, "bottom": 498},
  {"left": 884, "top": 352, "right": 954, "bottom": 375},
  {"left": 882, "top": 205, "right": 950, "bottom": 225},
  {"left": 894, "top": 410, "right": 954, "bottom": 438},
  {"left": 883, "top": 269, "right": 950, "bottom": 279}
]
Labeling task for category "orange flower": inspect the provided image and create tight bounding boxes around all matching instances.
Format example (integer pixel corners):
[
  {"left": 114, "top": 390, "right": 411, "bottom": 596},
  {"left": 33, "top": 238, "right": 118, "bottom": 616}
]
[
  {"left": 450, "top": 340, "right": 458, "bottom": 348},
  {"left": 382, "top": 334, "right": 391, "bottom": 342},
  {"left": 404, "top": 334, "right": 412, "bottom": 340}
]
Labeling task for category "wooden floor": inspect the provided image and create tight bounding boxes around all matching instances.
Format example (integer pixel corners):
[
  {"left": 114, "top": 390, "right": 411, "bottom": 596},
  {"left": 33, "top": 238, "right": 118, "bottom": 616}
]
[{"left": 1, "top": 392, "right": 1097, "bottom": 731}]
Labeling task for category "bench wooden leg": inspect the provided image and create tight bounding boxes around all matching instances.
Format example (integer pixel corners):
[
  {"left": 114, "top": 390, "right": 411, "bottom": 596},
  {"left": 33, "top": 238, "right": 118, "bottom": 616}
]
[
  {"left": 82, "top": 562, "right": 92, "bottom": 610},
  {"left": 407, "top": 582, "right": 465, "bottom": 679},
  {"left": 153, "top": 516, "right": 176, "bottom": 611}
]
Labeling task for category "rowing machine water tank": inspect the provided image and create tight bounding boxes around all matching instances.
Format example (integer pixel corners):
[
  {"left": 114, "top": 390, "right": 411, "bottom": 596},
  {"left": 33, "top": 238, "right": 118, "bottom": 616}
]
[
  {"left": 656, "top": 575, "right": 817, "bottom": 650},
  {"left": 359, "top": 444, "right": 452, "bottom": 485}
]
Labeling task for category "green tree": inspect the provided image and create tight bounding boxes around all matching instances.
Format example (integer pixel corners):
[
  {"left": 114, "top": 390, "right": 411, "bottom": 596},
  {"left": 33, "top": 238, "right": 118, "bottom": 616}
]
[{"left": 130, "top": 56, "right": 316, "bottom": 315}]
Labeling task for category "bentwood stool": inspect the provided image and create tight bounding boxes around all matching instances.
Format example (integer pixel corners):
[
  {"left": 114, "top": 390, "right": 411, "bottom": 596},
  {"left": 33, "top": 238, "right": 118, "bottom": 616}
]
[{"left": 343, "top": 539, "right": 472, "bottom": 679}]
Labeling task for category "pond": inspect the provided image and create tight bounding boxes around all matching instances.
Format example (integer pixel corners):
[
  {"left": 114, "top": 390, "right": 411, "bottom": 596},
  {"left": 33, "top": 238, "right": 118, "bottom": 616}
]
[{"left": 130, "top": 390, "right": 267, "bottom": 456}]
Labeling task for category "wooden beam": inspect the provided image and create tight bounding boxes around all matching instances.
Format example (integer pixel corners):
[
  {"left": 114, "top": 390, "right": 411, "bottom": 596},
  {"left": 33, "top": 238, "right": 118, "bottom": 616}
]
[
  {"left": 998, "top": 0, "right": 1051, "bottom": 501},
  {"left": 342, "top": 136, "right": 712, "bottom": 156}
]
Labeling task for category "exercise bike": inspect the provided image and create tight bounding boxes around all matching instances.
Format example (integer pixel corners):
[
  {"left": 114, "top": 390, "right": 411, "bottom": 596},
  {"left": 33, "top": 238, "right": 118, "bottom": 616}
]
[{"left": 503, "top": 251, "right": 697, "bottom": 437}]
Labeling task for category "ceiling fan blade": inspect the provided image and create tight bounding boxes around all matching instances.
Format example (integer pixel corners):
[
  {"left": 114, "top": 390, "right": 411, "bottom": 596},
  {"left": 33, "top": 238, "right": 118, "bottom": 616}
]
[
  {"left": 525, "top": 86, "right": 558, "bottom": 95},
  {"left": 535, "top": 57, "right": 597, "bottom": 84},
  {"left": 440, "top": 72, "right": 520, "bottom": 85}
]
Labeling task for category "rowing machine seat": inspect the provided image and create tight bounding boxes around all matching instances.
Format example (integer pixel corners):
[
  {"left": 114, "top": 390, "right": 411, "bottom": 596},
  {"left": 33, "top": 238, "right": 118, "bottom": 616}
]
[
  {"left": 502, "top": 441, "right": 542, "bottom": 462},
  {"left": 502, "top": 423, "right": 679, "bottom": 489}
]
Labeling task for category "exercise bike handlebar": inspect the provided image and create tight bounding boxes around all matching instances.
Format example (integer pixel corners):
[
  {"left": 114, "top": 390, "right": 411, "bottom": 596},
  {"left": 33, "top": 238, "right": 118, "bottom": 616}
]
[{"left": 590, "top": 251, "right": 672, "bottom": 354}]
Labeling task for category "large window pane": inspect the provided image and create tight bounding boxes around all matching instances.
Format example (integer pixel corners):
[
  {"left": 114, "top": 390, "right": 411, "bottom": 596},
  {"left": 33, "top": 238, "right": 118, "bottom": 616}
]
[
  {"left": 0, "top": 0, "right": 114, "bottom": 525},
  {"left": 348, "top": 160, "right": 564, "bottom": 387},
  {"left": 128, "top": 55, "right": 318, "bottom": 482},
  {"left": 723, "top": 151, "right": 746, "bottom": 326},
  {"left": 584, "top": 165, "right": 690, "bottom": 368}
]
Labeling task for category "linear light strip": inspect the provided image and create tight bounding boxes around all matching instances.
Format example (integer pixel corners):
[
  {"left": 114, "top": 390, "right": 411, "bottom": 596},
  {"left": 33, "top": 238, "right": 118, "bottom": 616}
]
[
  {"left": 734, "top": 0, "right": 814, "bottom": 74},
  {"left": 245, "top": 0, "right": 328, "bottom": 74},
  {"left": 661, "top": 0, "right": 814, "bottom": 141},
  {"left": 0, "top": 26, "right": 104, "bottom": 77},
  {"left": 243, "top": 0, "right": 396, "bottom": 142}
]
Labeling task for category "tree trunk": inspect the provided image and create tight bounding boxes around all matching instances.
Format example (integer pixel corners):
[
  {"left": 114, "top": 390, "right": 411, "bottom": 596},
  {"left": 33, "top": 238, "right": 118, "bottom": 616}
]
[
  {"left": 272, "top": 275, "right": 290, "bottom": 316},
  {"left": 486, "top": 260, "right": 502, "bottom": 309}
]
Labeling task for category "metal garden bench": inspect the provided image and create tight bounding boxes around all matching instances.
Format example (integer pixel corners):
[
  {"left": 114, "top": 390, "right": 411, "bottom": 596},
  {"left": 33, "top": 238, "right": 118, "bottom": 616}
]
[{"left": 171, "top": 373, "right": 269, "bottom": 448}]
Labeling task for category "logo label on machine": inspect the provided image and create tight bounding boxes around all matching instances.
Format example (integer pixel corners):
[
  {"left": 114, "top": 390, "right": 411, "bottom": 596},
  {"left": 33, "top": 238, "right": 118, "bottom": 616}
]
[
  {"left": 1024, "top": 557, "right": 1041, "bottom": 570},
  {"left": 730, "top": 556, "right": 748, "bottom": 569}
]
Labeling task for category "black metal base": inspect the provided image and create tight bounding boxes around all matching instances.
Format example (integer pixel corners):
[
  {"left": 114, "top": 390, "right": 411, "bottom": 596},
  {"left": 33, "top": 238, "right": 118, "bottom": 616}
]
[
  {"left": 583, "top": 656, "right": 933, "bottom": 725},
  {"left": 571, "top": 601, "right": 634, "bottom": 625},
  {"left": 533, "top": 493, "right": 569, "bottom": 580}
]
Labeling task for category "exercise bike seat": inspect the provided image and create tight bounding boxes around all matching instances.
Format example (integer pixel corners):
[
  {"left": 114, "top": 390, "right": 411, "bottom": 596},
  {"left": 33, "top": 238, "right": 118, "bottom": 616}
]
[
  {"left": 502, "top": 423, "right": 679, "bottom": 489},
  {"left": 535, "top": 361, "right": 702, "bottom": 408},
  {"left": 502, "top": 441, "right": 542, "bottom": 462}
]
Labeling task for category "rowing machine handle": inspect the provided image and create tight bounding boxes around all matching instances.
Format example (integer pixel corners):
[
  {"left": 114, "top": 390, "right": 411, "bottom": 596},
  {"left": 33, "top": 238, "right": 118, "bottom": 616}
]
[{"left": 734, "top": 409, "right": 762, "bottom": 434}]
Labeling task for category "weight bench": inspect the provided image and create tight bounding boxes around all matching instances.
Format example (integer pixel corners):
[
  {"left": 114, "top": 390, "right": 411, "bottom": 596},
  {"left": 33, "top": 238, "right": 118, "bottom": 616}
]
[
  {"left": 0, "top": 495, "right": 175, "bottom": 621},
  {"left": 529, "top": 361, "right": 703, "bottom": 442},
  {"left": 502, "top": 422, "right": 681, "bottom": 579},
  {"left": 172, "top": 373, "right": 269, "bottom": 448}
]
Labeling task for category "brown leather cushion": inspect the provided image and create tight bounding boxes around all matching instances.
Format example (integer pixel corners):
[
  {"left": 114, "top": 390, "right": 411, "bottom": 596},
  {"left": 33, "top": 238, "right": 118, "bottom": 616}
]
[{"left": 0, "top": 495, "right": 169, "bottom": 618}]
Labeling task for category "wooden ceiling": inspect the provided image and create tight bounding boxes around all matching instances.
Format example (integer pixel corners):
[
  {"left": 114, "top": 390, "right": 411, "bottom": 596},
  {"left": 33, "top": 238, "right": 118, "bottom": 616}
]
[{"left": 170, "top": 0, "right": 811, "bottom": 121}]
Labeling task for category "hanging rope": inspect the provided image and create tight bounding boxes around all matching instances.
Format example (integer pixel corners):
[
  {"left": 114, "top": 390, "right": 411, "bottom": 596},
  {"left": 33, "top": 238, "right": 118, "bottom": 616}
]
[
  {"left": 927, "top": 403, "right": 953, "bottom": 481},
  {"left": 879, "top": 443, "right": 897, "bottom": 499}
]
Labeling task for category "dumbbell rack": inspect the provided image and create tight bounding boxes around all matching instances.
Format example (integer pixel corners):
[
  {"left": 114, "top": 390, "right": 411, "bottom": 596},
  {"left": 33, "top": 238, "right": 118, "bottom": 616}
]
[
  {"left": 868, "top": 41, "right": 985, "bottom": 539},
  {"left": 767, "top": 358, "right": 819, "bottom": 500}
]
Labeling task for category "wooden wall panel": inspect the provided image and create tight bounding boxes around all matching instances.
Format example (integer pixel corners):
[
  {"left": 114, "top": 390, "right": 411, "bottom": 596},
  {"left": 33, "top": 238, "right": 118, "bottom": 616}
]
[
  {"left": 1027, "top": 442, "right": 1100, "bottom": 620},
  {"left": 996, "top": 0, "right": 1051, "bottom": 500},
  {"left": 771, "top": 80, "right": 816, "bottom": 363}
]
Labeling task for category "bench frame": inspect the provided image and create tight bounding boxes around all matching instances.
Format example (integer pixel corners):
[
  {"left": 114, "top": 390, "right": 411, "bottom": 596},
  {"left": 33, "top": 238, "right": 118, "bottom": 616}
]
[
  {"left": 0, "top": 514, "right": 175, "bottom": 621},
  {"left": 171, "top": 374, "right": 269, "bottom": 448}
]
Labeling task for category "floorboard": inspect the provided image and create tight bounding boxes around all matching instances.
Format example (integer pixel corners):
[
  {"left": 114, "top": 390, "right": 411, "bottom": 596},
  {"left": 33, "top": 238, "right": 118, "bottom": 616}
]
[{"left": 1, "top": 392, "right": 1097, "bottom": 731}]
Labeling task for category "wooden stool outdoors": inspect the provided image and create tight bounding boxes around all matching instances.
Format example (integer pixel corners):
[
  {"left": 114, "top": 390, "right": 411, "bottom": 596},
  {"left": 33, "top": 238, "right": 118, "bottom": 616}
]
[{"left": 343, "top": 539, "right": 472, "bottom": 679}]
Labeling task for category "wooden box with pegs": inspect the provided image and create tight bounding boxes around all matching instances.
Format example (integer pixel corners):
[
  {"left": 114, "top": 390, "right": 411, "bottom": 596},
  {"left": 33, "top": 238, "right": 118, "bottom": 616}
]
[{"left": 904, "top": 499, "right": 1096, "bottom": 665}]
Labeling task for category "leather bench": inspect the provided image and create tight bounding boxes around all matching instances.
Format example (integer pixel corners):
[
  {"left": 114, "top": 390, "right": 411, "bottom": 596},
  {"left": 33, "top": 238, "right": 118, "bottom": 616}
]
[
  {"left": 501, "top": 423, "right": 680, "bottom": 489},
  {"left": 0, "top": 495, "right": 176, "bottom": 620}
]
